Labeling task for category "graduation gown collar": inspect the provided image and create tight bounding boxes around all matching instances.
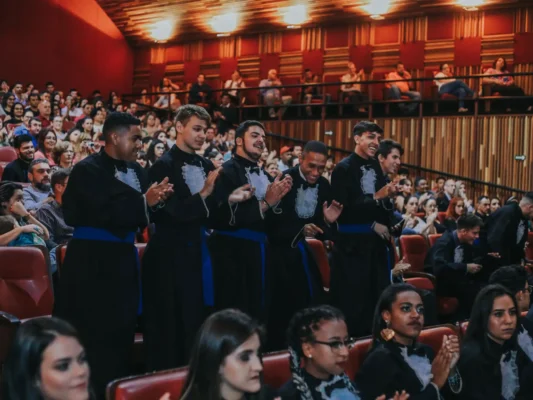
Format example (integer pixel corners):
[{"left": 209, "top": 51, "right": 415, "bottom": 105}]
[
  {"left": 100, "top": 149, "right": 129, "bottom": 172},
  {"left": 170, "top": 143, "right": 201, "bottom": 161},
  {"left": 233, "top": 154, "right": 261, "bottom": 172}
]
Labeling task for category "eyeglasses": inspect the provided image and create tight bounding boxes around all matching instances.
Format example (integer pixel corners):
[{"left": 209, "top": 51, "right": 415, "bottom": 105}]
[{"left": 312, "top": 338, "right": 356, "bottom": 352}]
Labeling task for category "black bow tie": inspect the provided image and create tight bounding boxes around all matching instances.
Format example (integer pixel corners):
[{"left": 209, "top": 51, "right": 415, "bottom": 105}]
[{"left": 114, "top": 161, "right": 128, "bottom": 173}]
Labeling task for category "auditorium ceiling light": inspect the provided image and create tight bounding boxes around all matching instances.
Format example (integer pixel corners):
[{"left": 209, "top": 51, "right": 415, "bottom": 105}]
[
  {"left": 363, "top": 0, "right": 391, "bottom": 20},
  {"left": 458, "top": 0, "right": 484, "bottom": 11},
  {"left": 281, "top": 4, "right": 309, "bottom": 26},
  {"left": 210, "top": 12, "right": 239, "bottom": 33},
  {"left": 150, "top": 20, "right": 174, "bottom": 42}
]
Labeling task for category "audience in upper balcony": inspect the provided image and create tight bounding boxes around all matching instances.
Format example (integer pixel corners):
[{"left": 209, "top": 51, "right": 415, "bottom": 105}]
[
  {"left": 189, "top": 73, "right": 213, "bottom": 107},
  {"left": 387, "top": 62, "right": 421, "bottom": 114},
  {"left": 341, "top": 61, "right": 367, "bottom": 114},
  {"left": 141, "top": 112, "right": 159, "bottom": 137},
  {"left": 34, "top": 128, "right": 58, "bottom": 166},
  {"left": 224, "top": 69, "right": 246, "bottom": 105},
  {"left": 301, "top": 68, "right": 321, "bottom": 116},
  {"left": 483, "top": 57, "right": 533, "bottom": 113},
  {"left": 23, "top": 159, "right": 52, "bottom": 211},
  {"left": 260, "top": 68, "right": 293, "bottom": 118},
  {"left": 154, "top": 86, "right": 179, "bottom": 110},
  {"left": 2, "top": 135, "right": 35, "bottom": 183}
]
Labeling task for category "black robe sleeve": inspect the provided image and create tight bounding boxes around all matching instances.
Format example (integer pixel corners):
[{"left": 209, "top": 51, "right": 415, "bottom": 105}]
[
  {"left": 427, "top": 235, "right": 468, "bottom": 279},
  {"left": 456, "top": 342, "right": 501, "bottom": 400}
]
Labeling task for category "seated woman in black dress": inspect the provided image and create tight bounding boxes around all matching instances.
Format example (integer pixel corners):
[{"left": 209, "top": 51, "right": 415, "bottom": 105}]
[
  {"left": 443, "top": 197, "right": 464, "bottom": 231},
  {"left": 356, "top": 284, "right": 462, "bottom": 399},
  {"left": 278, "top": 305, "right": 408, "bottom": 400},
  {"left": 458, "top": 284, "right": 533, "bottom": 400}
]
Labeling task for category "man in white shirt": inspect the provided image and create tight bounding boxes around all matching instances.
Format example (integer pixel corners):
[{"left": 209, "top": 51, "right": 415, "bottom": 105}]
[
  {"left": 259, "top": 69, "right": 292, "bottom": 118},
  {"left": 434, "top": 63, "right": 476, "bottom": 113}
]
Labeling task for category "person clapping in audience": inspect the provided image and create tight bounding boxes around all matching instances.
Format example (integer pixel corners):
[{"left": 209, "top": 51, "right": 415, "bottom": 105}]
[
  {"left": 457, "top": 285, "right": 533, "bottom": 399},
  {"left": 180, "top": 309, "right": 277, "bottom": 400},
  {"left": 443, "top": 197, "right": 465, "bottom": 231},
  {"left": 357, "top": 284, "right": 462, "bottom": 399}
]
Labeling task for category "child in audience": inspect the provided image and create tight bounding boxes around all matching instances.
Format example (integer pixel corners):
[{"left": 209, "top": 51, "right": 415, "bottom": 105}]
[
  {"left": 1, "top": 317, "right": 94, "bottom": 400},
  {"left": 0, "top": 214, "right": 46, "bottom": 247},
  {"left": 357, "top": 284, "right": 462, "bottom": 399},
  {"left": 180, "top": 309, "right": 277, "bottom": 400},
  {"left": 279, "top": 305, "right": 408, "bottom": 400},
  {"left": 458, "top": 284, "right": 533, "bottom": 399}
]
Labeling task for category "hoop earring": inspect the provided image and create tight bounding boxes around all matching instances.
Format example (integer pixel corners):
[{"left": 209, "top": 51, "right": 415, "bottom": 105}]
[{"left": 380, "top": 320, "right": 395, "bottom": 341}]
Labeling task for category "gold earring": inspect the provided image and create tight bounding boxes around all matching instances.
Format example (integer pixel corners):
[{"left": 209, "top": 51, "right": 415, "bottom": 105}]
[{"left": 380, "top": 320, "right": 395, "bottom": 341}]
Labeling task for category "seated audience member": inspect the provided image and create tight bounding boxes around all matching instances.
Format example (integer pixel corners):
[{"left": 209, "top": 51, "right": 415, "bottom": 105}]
[
  {"left": 25, "top": 92, "right": 40, "bottom": 117},
  {"left": 214, "top": 93, "right": 239, "bottom": 135},
  {"left": 489, "top": 265, "right": 533, "bottom": 361},
  {"left": 277, "top": 146, "right": 293, "bottom": 173},
  {"left": 413, "top": 177, "right": 433, "bottom": 201},
  {"left": 433, "top": 176, "right": 446, "bottom": 194},
  {"left": 357, "top": 284, "right": 462, "bottom": 399},
  {"left": 2, "top": 134, "right": 35, "bottom": 182},
  {"left": 74, "top": 102, "right": 93, "bottom": 123},
  {"left": 444, "top": 197, "right": 465, "bottom": 231},
  {"left": 51, "top": 115, "right": 66, "bottom": 140},
  {"left": 386, "top": 62, "right": 421, "bottom": 114},
  {"left": 15, "top": 117, "right": 41, "bottom": 148},
  {"left": 490, "top": 197, "right": 501, "bottom": 214},
  {"left": 475, "top": 195, "right": 490, "bottom": 224},
  {"left": 0, "top": 118, "right": 8, "bottom": 146},
  {"left": 77, "top": 116, "right": 95, "bottom": 140},
  {"left": 301, "top": 68, "right": 321, "bottom": 117},
  {"left": 136, "top": 150, "right": 148, "bottom": 169},
  {"left": 77, "top": 133, "right": 100, "bottom": 163},
  {"left": 65, "top": 128, "right": 82, "bottom": 154},
  {"left": 265, "top": 161, "right": 280, "bottom": 178},
  {"left": 146, "top": 138, "right": 167, "bottom": 168},
  {"left": 34, "top": 128, "right": 58, "bottom": 166},
  {"left": 165, "top": 125, "right": 177, "bottom": 147},
  {"left": 398, "top": 178, "right": 413, "bottom": 201},
  {"left": 483, "top": 57, "right": 532, "bottom": 113},
  {"left": 205, "top": 149, "right": 224, "bottom": 169},
  {"left": 322, "top": 156, "right": 334, "bottom": 182},
  {"left": 154, "top": 130, "right": 168, "bottom": 144},
  {"left": 421, "top": 197, "right": 446, "bottom": 233},
  {"left": 90, "top": 106, "right": 106, "bottom": 140},
  {"left": 0, "top": 92, "right": 14, "bottom": 117},
  {"left": 399, "top": 196, "right": 435, "bottom": 236},
  {"left": 1, "top": 317, "right": 93, "bottom": 400},
  {"left": 279, "top": 305, "right": 408, "bottom": 400},
  {"left": 23, "top": 159, "right": 52, "bottom": 211},
  {"left": 434, "top": 63, "right": 476, "bottom": 112},
  {"left": 458, "top": 285, "right": 533, "bottom": 400},
  {"left": 154, "top": 86, "right": 180, "bottom": 110},
  {"left": 36, "top": 169, "right": 73, "bottom": 248},
  {"left": 341, "top": 62, "right": 367, "bottom": 113},
  {"left": 12, "top": 109, "right": 34, "bottom": 136},
  {"left": 37, "top": 100, "right": 52, "bottom": 128},
  {"left": 52, "top": 141, "right": 75, "bottom": 171},
  {"left": 180, "top": 309, "right": 275, "bottom": 400},
  {"left": 437, "top": 179, "right": 455, "bottom": 212},
  {"left": 425, "top": 214, "right": 486, "bottom": 318},
  {"left": 188, "top": 73, "right": 213, "bottom": 107},
  {"left": 454, "top": 180, "right": 473, "bottom": 212},
  {"left": 12, "top": 82, "right": 26, "bottom": 105},
  {"left": 260, "top": 69, "right": 293, "bottom": 118},
  {"left": 0, "top": 181, "right": 49, "bottom": 246},
  {"left": 142, "top": 136, "right": 153, "bottom": 152},
  {"left": 224, "top": 69, "right": 246, "bottom": 105},
  {"left": 142, "top": 112, "right": 159, "bottom": 137},
  {"left": 6, "top": 102, "right": 25, "bottom": 125}
]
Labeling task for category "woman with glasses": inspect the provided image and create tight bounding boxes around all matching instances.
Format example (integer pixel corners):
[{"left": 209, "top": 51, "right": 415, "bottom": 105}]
[
  {"left": 457, "top": 284, "right": 533, "bottom": 400},
  {"left": 0, "top": 92, "right": 15, "bottom": 117},
  {"left": 279, "top": 305, "right": 407, "bottom": 400},
  {"left": 7, "top": 102, "right": 25, "bottom": 125},
  {"left": 357, "top": 284, "right": 462, "bottom": 399},
  {"left": 52, "top": 141, "right": 75, "bottom": 172}
]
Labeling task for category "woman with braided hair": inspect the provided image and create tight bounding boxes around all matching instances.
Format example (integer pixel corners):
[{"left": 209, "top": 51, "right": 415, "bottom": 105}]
[{"left": 278, "top": 305, "right": 408, "bottom": 400}]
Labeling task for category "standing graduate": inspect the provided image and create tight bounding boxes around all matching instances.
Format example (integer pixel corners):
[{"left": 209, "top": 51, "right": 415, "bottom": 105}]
[
  {"left": 330, "top": 121, "right": 396, "bottom": 337},
  {"left": 483, "top": 193, "right": 533, "bottom": 268},
  {"left": 142, "top": 105, "right": 254, "bottom": 370},
  {"left": 267, "top": 140, "right": 343, "bottom": 348},
  {"left": 54, "top": 112, "right": 172, "bottom": 398},
  {"left": 209, "top": 120, "right": 293, "bottom": 322}
]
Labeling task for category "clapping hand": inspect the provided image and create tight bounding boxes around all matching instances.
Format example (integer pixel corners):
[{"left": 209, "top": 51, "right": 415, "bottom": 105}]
[
  {"left": 264, "top": 174, "right": 292, "bottom": 205},
  {"left": 145, "top": 177, "right": 174, "bottom": 206},
  {"left": 323, "top": 200, "right": 343, "bottom": 224},
  {"left": 303, "top": 223, "right": 324, "bottom": 238},
  {"left": 229, "top": 184, "right": 255, "bottom": 204},
  {"left": 199, "top": 169, "right": 221, "bottom": 199}
]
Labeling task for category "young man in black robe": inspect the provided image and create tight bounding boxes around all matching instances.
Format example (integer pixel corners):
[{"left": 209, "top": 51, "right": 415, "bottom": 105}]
[
  {"left": 209, "top": 120, "right": 292, "bottom": 322},
  {"left": 483, "top": 192, "right": 533, "bottom": 268},
  {"left": 267, "top": 140, "right": 343, "bottom": 348},
  {"left": 424, "top": 214, "right": 486, "bottom": 319},
  {"left": 330, "top": 121, "right": 397, "bottom": 337},
  {"left": 53, "top": 112, "right": 172, "bottom": 398},
  {"left": 142, "top": 105, "right": 254, "bottom": 370}
]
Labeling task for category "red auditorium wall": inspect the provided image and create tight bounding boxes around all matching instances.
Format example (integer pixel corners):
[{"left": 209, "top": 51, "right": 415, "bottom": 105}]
[
  {"left": 0, "top": 0, "right": 133, "bottom": 97},
  {"left": 132, "top": 6, "right": 533, "bottom": 97}
]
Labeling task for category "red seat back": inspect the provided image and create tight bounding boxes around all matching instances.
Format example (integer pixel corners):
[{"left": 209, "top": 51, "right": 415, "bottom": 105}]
[
  {"left": 306, "top": 239, "right": 330, "bottom": 290},
  {"left": 437, "top": 212, "right": 446, "bottom": 224},
  {"left": 242, "top": 78, "right": 260, "bottom": 105},
  {"left": 0, "top": 247, "right": 54, "bottom": 319},
  {"left": 428, "top": 234, "right": 442, "bottom": 247},
  {"left": 405, "top": 277, "right": 435, "bottom": 291},
  {"left": 399, "top": 236, "right": 428, "bottom": 273},
  {"left": 282, "top": 76, "right": 301, "bottom": 103},
  {"left": 419, "top": 324, "right": 458, "bottom": 353},
  {"left": 107, "top": 368, "right": 188, "bottom": 400},
  {"left": 0, "top": 147, "right": 17, "bottom": 163},
  {"left": 263, "top": 351, "right": 291, "bottom": 388},
  {"left": 323, "top": 75, "right": 340, "bottom": 102}
]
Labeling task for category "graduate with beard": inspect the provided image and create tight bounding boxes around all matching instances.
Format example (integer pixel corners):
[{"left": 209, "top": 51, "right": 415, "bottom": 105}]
[
  {"left": 142, "top": 105, "right": 255, "bottom": 370},
  {"left": 209, "top": 120, "right": 293, "bottom": 322},
  {"left": 330, "top": 121, "right": 397, "bottom": 337},
  {"left": 54, "top": 112, "right": 173, "bottom": 398},
  {"left": 267, "top": 140, "right": 343, "bottom": 348}
]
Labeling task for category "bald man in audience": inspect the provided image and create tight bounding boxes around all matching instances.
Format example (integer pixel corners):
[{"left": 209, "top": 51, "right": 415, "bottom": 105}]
[{"left": 37, "top": 100, "right": 52, "bottom": 128}]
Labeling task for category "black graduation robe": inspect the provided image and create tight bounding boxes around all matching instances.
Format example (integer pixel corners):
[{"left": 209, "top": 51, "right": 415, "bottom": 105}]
[
  {"left": 208, "top": 154, "right": 274, "bottom": 321},
  {"left": 458, "top": 338, "right": 533, "bottom": 400},
  {"left": 278, "top": 370, "right": 361, "bottom": 400},
  {"left": 266, "top": 166, "right": 332, "bottom": 348},
  {"left": 330, "top": 153, "right": 392, "bottom": 337},
  {"left": 483, "top": 202, "right": 529, "bottom": 267},
  {"left": 357, "top": 340, "right": 460, "bottom": 400},
  {"left": 53, "top": 151, "right": 149, "bottom": 398},
  {"left": 424, "top": 230, "right": 485, "bottom": 318},
  {"left": 142, "top": 145, "right": 215, "bottom": 370}
]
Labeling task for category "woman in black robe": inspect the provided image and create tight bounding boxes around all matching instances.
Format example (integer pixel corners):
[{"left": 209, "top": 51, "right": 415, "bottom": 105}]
[
  {"left": 356, "top": 284, "right": 462, "bottom": 400},
  {"left": 457, "top": 284, "right": 533, "bottom": 400}
]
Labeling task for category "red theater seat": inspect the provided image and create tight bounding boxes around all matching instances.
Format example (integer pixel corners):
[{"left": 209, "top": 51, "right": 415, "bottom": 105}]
[
  {"left": 0, "top": 146, "right": 17, "bottom": 163},
  {"left": 399, "top": 235, "right": 428, "bottom": 273},
  {"left": 262, "top": 351, "right": 291, "bottom": 388},
  {"left": 437, "top": 212, "right": 447, "bottom": 224},
  {"left": 306, "top": 239, "right": 330, "bottom": 290},
  {"left": 0, "top": 247, "right": 54, "bottom": 319},
  {"left": 428, "top": 234, "right": 442, "bottom": 247},
  {"left": 405, "top": 277, "right": 435, "bottom": 291}
]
